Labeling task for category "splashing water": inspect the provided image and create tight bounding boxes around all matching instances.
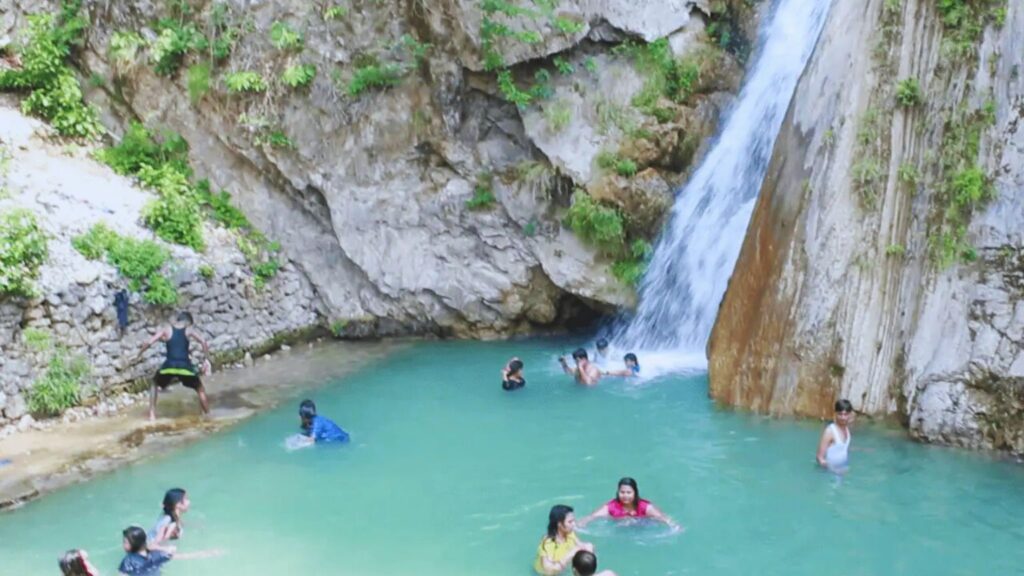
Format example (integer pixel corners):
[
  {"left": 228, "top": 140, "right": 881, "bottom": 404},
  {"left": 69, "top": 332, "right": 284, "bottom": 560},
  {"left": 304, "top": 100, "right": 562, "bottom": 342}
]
[{"left": 612, "top": 0, "right": 832, "bottom": 368}]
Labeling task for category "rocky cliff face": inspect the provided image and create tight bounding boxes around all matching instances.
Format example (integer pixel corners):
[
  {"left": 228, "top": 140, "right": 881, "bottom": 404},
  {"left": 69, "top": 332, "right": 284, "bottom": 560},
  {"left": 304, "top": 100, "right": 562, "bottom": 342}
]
[
  {"left": 2, "top": 0, "right": 745, "bottom": 338},
  {"left": 709, "top": 0, "right": 1024, "bottom": 453}
]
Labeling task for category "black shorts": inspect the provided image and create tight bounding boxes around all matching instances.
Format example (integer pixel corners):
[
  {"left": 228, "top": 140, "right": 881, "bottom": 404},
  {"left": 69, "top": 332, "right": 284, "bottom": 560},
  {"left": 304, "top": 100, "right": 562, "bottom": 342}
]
[{"left": 154, "top": 370, "right": 203, "bottom": 390}]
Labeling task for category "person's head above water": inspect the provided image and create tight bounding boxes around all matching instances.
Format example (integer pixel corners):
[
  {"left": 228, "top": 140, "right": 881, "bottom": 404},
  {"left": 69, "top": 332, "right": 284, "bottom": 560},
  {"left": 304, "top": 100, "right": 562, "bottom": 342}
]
[
  {"left": 834, "top": 398, "right": 853, "bottom": 426},
  {"left": 59, "top": 549, "right": 98, "bottom": 576},
  {"left": 507, "top": 359, "right": 524, "bottom": 377},
  {"left": 162, "top": 487, "right": 189, "bottom": 521},
  {"left": 123, "top": 526, "right": 148, "bottom": 554},
  {"left": 547, "top": 504, "right": 575, "bottom": 539},
  {"left": 571, "top": 348, "right": 588, "bottom": 363},
  {"left": 173, "top": 310, "right": 194, "bottom": 328},
  {"left": 623, "top": 353, "right": 639, "bottom": 370},
  {"left": 596, "top": 338, "right": 609, "bottom": 354},
  {"left": 572, "top": 550, "right": 599, "bottom": 576},
  {"left": 299, "top": 399, "right": 317, "bottom": 426},
  {"left": 615, "top": 477, "right": 641, "bottom": 507}
]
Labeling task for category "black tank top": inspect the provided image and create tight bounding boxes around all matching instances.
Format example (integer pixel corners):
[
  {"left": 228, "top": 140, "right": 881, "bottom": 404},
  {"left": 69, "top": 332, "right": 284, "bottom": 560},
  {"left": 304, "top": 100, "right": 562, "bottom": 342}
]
[{"left": 162, "top": 327, "right": 193, "bottom": 370}]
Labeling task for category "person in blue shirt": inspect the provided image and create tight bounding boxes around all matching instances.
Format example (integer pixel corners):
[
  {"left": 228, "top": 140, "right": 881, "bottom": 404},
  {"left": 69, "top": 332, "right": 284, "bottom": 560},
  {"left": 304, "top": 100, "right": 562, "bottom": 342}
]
[
  {"left": 118, "top": 526, "right": 172, "bottom": 575},
  {"left": 297, "top": 399, "right": 350, "bottom": 446}
]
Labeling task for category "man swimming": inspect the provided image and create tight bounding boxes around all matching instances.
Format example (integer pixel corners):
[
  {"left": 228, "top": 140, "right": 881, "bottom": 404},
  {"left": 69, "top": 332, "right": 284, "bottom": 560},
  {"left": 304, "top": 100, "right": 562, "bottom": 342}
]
[
  {"left": 559, "top": 348, "right": 601, "bottom": 386},
  {"left": 603, "top": 353, "right": 640, "bottom": 377},
  {"left": 296, "top": 399, "right": 350, "bottom": 446},
  {"left": 136, "top": 311, "right": 211, "bottom": 421}
]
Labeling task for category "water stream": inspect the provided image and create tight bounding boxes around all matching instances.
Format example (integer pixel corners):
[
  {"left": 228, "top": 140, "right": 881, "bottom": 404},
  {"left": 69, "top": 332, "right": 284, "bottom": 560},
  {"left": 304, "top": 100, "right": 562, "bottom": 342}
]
[{"left": 614, "top": 0, "right": 831, "bottom": 362}]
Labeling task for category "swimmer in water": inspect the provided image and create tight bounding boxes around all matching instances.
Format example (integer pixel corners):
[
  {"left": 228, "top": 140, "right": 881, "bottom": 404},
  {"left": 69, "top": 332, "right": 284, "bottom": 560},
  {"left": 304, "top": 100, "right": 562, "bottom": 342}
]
[
  {"left": 577, "top": 477, "right": 679, "bottom": 529},
  {"left": 59, "top": 550, "right": 99, "bottom": 576},
  {"left": 296, "top": 399, "right": 350, "bottom": 446},
  {"left": 602, "top": 353, "right": 640, "bottom": 378},
  {"left": 572, "top": 550, "right": 618, "bottom": 576},
  {"left": 136, "top": 311, "right": 212, "bottom": 421},
  {"left": 593, "top": 338, "right": 611, "bottom": 370},
  {"left": 559, "top": 348, "right": 601, "bottom": 386},
  {"left": 534, "top": 505, "right": 595, "bottom": 575},
  {"left": 149, "top": 488, "right": 189, "bottom": 547},
  {"left": 119, "top": 526, "right": 173, "bottom": 575},
  {"left": 816, "top": 398, "right": 854, "bottom": 472},
  {"left": 501, "top": 357, "right": 526, "bottom": 391}
]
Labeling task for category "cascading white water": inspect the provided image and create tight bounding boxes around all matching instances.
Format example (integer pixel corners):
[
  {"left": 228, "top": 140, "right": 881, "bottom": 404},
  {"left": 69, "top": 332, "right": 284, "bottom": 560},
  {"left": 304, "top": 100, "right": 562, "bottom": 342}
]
[{"left": 612, "top": 0, "right": 832, "bottom": 370}]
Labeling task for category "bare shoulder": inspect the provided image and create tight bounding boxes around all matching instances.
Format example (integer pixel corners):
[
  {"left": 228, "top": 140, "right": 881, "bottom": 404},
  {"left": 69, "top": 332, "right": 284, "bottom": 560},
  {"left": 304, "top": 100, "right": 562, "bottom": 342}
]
[{"left": 596, "top": 570, "right": 618, "bottom": 576}]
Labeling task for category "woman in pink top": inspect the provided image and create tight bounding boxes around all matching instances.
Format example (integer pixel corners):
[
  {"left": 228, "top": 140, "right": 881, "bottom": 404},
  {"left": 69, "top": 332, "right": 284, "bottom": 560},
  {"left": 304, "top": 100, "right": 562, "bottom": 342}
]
[{"left": 578, "top": 478, "right": 679, "bottom": 529}]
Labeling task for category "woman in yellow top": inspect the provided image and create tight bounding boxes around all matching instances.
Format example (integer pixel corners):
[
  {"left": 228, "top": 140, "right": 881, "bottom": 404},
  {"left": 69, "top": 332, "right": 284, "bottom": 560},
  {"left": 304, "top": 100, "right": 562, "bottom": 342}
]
[{"left": 534, "top": 505, "right": 594, "bottom": 575}]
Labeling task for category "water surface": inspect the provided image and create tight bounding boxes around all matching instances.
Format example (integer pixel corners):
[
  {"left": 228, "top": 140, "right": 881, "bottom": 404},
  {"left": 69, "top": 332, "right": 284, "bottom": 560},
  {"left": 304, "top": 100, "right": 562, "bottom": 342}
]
[{"left": 2, "top": 340, "right": 1022, "bottom": 575}]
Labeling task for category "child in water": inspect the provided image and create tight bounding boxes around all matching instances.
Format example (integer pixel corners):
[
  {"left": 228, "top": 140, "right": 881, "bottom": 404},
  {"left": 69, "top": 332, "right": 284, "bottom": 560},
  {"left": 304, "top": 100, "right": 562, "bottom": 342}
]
[
  {"left": 501, "top": 357, "right": 526, "bottom": 391},
  {"left": 577, "top": 477, "right": 678, "bottom": 529},
  {"left": 296, "top": 399, "right": 350, "bottom": 446},
  {"left": 534, "top": 505, "right": 595, "bottom": 575},
  {"left": 572, "top": 550, "right": 617, "bottom": 576},
  {"left": 59, "top": 550, "right": 99, "bottom": 576},
  {"left": 119, "top": 526, "right": 172, "bottom": 575},
  {"left": 602, "top": 353, "right": 640, "bottom": 378},
  {"left": 136, "top": 311, "right": 212, "bottom": 420},
  {"left": 816, "top": 398, "right": 854, "bottom": 472},
  {"left": 149, "top": 488, "right": 189, "bottom": 547}
]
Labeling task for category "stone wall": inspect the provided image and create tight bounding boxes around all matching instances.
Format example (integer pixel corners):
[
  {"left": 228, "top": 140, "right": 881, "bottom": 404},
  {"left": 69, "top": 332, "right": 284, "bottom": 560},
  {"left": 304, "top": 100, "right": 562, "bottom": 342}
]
[{"left": 0, "top": 102, "right": 321, "bottom": 432}]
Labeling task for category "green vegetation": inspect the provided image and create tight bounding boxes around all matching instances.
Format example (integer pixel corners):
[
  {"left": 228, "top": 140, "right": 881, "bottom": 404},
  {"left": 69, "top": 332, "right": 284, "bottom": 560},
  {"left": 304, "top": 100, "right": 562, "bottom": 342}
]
[
  {"left": 28, "top": 344, "right": 90, "bottom": 417},
  {"left": 198, "top": 264, "right": 215, "bottom": 279},
  {"left": 852, "top": 107, "right": 887, "bottom": 209},
  {"left": 0, "top": 143, "right": 11, "bottom": 199},
  {"left": 270, "top": 21, "right": 304, "bottom": 52},
  {"left": 399, "top": 34, "right": 431, "bottom": 66},
  {"left": 347, "top": 61, "right": 404, "bottom": 96},
  {"left": 611, "top": 240, "right": 653, "bottom": 285},
  {"left": 282, "top": 64, "right": 317, "bottom": 88},
  {"left": 936, "top": 0, "right": 1007, "bottom": 61},
  {"left": 704, "top": 0, "right": 754, "bottom": 63},
  {"left": 109, "top": 31, "right": 146, "bottom": 74},
  {"left": 583, "top": 58, "right": 598, "bottom": 75},
  {"left": 187, "top": 63, "right": 211, "bottom": 103},
  {"left": 932, "top": 103, "right": 997, "bottom": 266},
  {"left": 150, "top": 19, "right": 206, "bottom": 76},
  {"left": 895, "top": 78, "right": 923, "bottom": 107},
  {"left": 195, "top": 180, "right": 281, "bottom": 289},
  {"left": 0, "top": 209, "right": 49, "bottom": 299},
  {"left": 323, "top": 5, "right": 348, "bottom": 21},
  {"left": 885, "top": 243, "right": 907, "bottom": 257},
  {"left": 543, "top": 99, "right": 572, "bottom": 133},
  {"left": 22, "top": 327, "right": 52, "bottom": 351},
  {"left": 224, "top": 71, "right": 267, "bottom": 93},
  {"left": 330, "top": 319, "right": 349, "bottom": 337},
  {"left": 597, "top": 151, "right": 638, "bottom": 177},
  {"left": 466, "top": 173, "right": 497, "bottom": 210},
  {"left": 897, "top": 162, "right": 920, "bottom": 185},
  {"left": 616, "top": 39, "right": 721, "bottom": 121},
  {"left": 72, "top": 222, "right": 179, "bottom": 306},
  {"left": 565, "top": 191, "right": 625, "bottom": 254},
  {"left": 497, "top": 70, "right": 533, "bottom": 107},
  {"left": 553, "top": 57, "right": 575, "bottom": 75},
  {"left": 553, "top": 16, "right": 585, "bottom": 35},
  {"left": 0, "top": 1, "right": 103, "bottom": 138}
]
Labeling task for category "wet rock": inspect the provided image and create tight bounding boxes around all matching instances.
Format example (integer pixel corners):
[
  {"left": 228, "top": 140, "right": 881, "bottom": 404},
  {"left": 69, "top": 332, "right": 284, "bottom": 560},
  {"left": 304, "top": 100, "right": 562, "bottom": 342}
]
[
  {"left": 16, "top": 414, "right": 35, "bottom": 433},
  {"left": 5, "top": 394, "right": 28, "bottom": 420}
]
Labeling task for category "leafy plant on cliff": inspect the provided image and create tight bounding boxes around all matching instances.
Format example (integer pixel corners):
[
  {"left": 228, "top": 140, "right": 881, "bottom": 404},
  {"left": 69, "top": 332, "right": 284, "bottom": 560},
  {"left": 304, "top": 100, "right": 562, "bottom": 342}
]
[
  {"left": 72, "top": 222, "right": 179, "bottom": 306},
  {"left": 596, "top": 151, "right": 638, "bottom": 177},
  {"left": 612, "top": 239, "right": 653, "bottom": 286},
  {"left": 187, "top": 63, "right": 212, "bottom": 103},
  {"left": 466, "top": 173, "right": 497, "bottom": 210},
  {"left": 895, "top": 78, "right": 923, "bottom": 107},
  {"left": 270, "top": 21, "right": 304, "bottom": 52},
  {"left": 224, "top": 71, "right": 268, "bottom": 93},
  {"left": 28, "top": 346, "right": 90, "bottom": 417},
  {"left": 282, "top": 63, "right": 317, "bottom": 89},
  {"left": 553, "top": 16, "right": 585, "bottom": 35},
  {"left": 150, "top": 20, "right": 207, "bottom": 76},
  {"left": 936, "top": 0, "right": 1007, "bottom": 61},
  {"left": 565, "top": 191, "right": 625, "bottom": 255},
  {"left": 543, "top": 99, "right": 572, "bottom": 133},
  {"left": 323, "top": 5, "right": 349, "bottom": 21},
  {"left": 347, "top": 61, "right": 404, "bottom": 97},
  {"left": 0, "top": 209, "right": 50, "bottom": 299},
  {"left": 109, "top": 31, "right": 146, "bottom": 75},
  {"left": 0, "top": 2, "right": 103, "bottom": 138}
]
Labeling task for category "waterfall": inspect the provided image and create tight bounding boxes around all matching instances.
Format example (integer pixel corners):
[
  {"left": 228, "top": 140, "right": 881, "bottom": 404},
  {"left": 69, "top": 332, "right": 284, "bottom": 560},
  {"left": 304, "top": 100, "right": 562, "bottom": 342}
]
[{"left": 612, "top": 0, "right": 832, "bottom": 369}]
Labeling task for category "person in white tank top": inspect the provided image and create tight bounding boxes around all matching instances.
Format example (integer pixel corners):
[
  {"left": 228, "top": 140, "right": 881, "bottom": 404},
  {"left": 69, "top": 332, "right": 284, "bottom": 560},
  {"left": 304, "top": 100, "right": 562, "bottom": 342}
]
[{"left": 816, "top": 399, "right": 854, "bottom": 471}]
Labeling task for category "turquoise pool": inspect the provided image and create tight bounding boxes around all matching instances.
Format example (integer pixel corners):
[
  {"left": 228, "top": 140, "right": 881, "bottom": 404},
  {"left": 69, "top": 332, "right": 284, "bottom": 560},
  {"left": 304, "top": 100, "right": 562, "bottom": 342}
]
[{"left": 2, "top": 340, "right": 1023, "bottom": 575}]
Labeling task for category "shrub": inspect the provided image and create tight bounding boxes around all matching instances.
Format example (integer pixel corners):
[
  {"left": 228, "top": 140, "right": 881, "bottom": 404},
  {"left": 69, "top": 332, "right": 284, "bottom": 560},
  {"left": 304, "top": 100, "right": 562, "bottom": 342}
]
[
  {"left": 97, "top": 122, "right": 191, "bottom": 177},
  {"left": 553, "top": 16, "right": 585, "bottom": 35},
  {"left": 564, "top": 191, "right": 625, "bottom": 255},
  {"left": 466, "top": 174, "right": 497, "bottom": 210},
  {"left": 270, "top": 21, "right": 304, "bottom": 51},
  {"left": 71, "top": 221, "right": 116, "bottom": 260},
  {"left": 347, "top": 62, "right": 404, "bottom": 96},
  {"left": 282, "top": 63, "right": 317, "bottom": 88},
  {"left": 553, "top": 57, "right": 575, "bottom": 75},
  {"left": 895, "top": 78, "right": 923, "bottom": 107},
  {"left": 885, "top": 244, "right": 906, "bottom": 257},
  {"left": 109, "top": 31, "right": 146, "bottom": 73},
  {"left": 497, "top": 70, "right": 533, "bottom": 107},
  {"left": 612, "top": 239, "right": 653, "bottom": 285},
  {"left": 187, "top": 63, "right": 211, "bottom": 103},
  {"left": 197, "top": 182, "right": 251, "bottom": 230},
  {"left": 224, "top": 71, "right": 267, "bottom": 93},
  {"left": 0, "top": 5, "right": 102, "bottom": 138},
  {"left": 620, "top": 38, "right": 706, "bottom": 116},
  {"left": 22, "top": 327, "right": 52, "bottom": 351},
  {"left": 73, "top": 223, "right": 179, "bottom": 305},
  {"left": 399, "top": 34, "right": 431, "bottom": 66},
  {"left": 198, "top": 264, "right": 215, "bottom": 279},
  {"left": 150, "top": 20, "right": 206, "bottom": 76},
  {"left": 143, "top": 189, "right": 205, "bottom": 251},
  {"left": 0, "top": 209, "right": 49, "bottom": 299},
  {"left": 597, "top": 151, "right": 638, "bottom": 177},
  {"left": 543, "top": 99, "right": 572, "bottom": 133},
  {"left": 323, "top": 5, "right": 348, "bottom": 21},
  {"left": 28, "top": 348, "right": 89, "bottom": 416}
]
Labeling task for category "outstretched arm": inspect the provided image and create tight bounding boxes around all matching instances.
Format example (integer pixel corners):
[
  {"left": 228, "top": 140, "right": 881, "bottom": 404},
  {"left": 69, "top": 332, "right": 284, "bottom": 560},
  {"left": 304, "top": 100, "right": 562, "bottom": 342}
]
[
  {"left": 576, "top": 504, "right": 610, "bottom": 528},
  {"left": 603, "top": 369, "right": 632, "bottom": 377},
  {"left": 816, "top": 427, "right": 834, "bottom": 468},
  {"left": 558, "top": 357, "right": 576, "bottom": 376},
  {"left": 644, "top": 503, "right": 679, "bottom": 528},
  {"left": 137, "top": 327, "right": 169, "bottom": 358}
]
